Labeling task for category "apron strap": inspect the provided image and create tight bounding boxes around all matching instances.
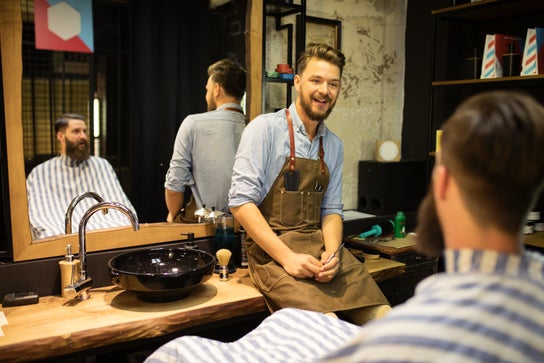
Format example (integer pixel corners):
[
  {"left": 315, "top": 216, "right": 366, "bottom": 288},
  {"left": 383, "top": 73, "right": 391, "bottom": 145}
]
[
  {"left": 225, "top": 106, "right": 247, "bottom": 124},
  {"left": 318, "top": 137, "right": 325, "bottom": 174},
  {"left": 285, "top": 109, "right": 296, "bottom": 172},
  {"left": 286, "top": 109, "right": 326, "bottom": 174},
  {"left": 225, "top": 107, "right": 244, "bottom": 114}
]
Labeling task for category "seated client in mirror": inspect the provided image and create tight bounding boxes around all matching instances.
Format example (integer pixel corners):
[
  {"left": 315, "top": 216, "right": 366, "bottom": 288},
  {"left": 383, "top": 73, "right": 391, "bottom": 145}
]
[
  {"left": 26, "top": 113, "right": 138, "bottom": 239},
  {"left": 164, "top": 59, "right": 246, "bottom": 223}
]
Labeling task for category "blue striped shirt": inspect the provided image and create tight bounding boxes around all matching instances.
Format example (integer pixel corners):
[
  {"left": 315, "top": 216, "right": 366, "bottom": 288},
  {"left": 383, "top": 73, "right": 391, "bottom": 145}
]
[
  {"left": 26, "top": 155, "right": 137, "bottom": 239},
  {"left": 320, "top": 248, "right": 544, "bottom": 362},
  {"left": 144, "top": 307, "right": 360, "bottom": 363},
  {"left": 143, "top": 249, "right": 544, "bottom": 362},
  {"left": 164, "top": 103, "right": 246, "bottom": 213}
]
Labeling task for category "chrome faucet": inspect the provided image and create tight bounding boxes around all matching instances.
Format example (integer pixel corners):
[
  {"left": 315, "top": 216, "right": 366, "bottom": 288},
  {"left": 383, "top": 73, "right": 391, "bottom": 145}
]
[
  {"left": 63, "top": 201, "right": 139, "bottom": 301},
  {"left": 65, "top": 192, "right": 106, "bottom": 234}
]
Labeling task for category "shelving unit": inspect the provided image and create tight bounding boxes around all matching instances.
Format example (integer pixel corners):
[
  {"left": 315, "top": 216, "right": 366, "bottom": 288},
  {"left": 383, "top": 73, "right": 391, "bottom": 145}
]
[
  {"left": 261, "top": 0, "right": 306, "bottom": 113},
  {"left": 429, "top": 0, "right": 544, "bottom": 152},
  {"left": 431, "top": 0, "right": 544, "bottom": 20},
  {"left": 429, "top": 0, "right": 544, "bottom": 247}
]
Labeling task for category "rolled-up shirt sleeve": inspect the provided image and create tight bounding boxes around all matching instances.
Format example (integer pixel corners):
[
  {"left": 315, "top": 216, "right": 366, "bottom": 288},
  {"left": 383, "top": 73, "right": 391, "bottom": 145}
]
[
  {"left": 164, "top": 118, "right": 195, "bottom": 193},
  {"left": 320, "top": 139, "right": 344, "bottom": 218},
  {"left": 229, "top": 114, "right": 285, "bottom": 208}
]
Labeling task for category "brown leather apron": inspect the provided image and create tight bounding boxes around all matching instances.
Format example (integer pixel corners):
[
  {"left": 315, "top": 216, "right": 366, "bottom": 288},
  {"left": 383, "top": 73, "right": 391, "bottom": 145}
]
[{"left": 247, "top": 110, "right": 388, "bottom": 313}]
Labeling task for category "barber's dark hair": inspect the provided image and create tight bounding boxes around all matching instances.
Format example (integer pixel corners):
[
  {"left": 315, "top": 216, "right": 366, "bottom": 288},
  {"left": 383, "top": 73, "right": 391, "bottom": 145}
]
[
  {"left": 441, "top": 90, "right": 544, "bottom": 234},
  {"left": 297, "top": 43, "right": 346, "bottom": 76},
  {"left": 54, "top": 113, "right": 85, "bottom": 133},
  {"left": 208, "top": 59, "right": 246, "bottom": 101}
]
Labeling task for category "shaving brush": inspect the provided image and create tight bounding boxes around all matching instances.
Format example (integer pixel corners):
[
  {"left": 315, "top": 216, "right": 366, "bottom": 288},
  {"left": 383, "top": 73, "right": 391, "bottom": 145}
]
[{"left": 216, "top": 249, "right": 232, "bottom": 281}]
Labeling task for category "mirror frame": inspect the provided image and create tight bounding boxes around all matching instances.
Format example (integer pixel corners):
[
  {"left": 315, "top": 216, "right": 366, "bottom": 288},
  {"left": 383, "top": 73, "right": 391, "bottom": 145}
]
[{"left": 1, "top": 0, "right": 212, "bottom": 262}]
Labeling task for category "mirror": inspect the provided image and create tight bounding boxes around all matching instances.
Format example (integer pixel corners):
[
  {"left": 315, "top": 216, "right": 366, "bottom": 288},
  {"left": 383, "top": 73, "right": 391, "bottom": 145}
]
[{"left": 1, "top": 0, "right": 252, "bottom": 260}]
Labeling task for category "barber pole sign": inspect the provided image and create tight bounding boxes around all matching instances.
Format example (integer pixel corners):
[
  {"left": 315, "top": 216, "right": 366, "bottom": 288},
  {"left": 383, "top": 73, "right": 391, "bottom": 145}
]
[
  {"left": 34, "top": 0, "right": 94, "bottom": 53},
  {"left": 481, "top": 34, "right": 500, "bottom": 78},
  {"left": 521, "top": 28, "right": 544, "bottom": 76},
  {"left": 480, "top": 34, "right": 522, "bottom": 78}
]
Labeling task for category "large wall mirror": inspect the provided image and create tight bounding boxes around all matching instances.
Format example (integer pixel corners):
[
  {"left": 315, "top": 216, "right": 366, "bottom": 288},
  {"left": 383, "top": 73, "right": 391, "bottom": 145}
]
[{"left": 1, "top": 0, "right": 252, "bottom": 261}]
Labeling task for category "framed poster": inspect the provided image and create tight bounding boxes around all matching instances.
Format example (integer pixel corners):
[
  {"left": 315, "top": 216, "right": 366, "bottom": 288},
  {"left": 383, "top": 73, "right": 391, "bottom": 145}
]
[
  {"left": 305, "top": 16, "right": 342, "bottom": 50},
  {"left": 34, "top": 0, "right": 94, "bottom": 53}
]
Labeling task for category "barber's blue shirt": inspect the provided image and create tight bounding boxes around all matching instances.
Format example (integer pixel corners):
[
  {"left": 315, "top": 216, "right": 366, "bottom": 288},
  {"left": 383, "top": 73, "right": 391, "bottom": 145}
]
[
  {"left": 165, "top": 103, "right": 246, "bottom": 213},
  {"left": 228, "top": 103, "right": 344, "bottom": 218}
]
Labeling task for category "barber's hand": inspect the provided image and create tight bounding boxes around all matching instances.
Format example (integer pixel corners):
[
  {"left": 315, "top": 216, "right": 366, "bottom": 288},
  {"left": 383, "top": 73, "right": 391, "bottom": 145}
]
[
  {"left": 314, "top": 252, "right": 340, "bottom": 283},
  {"left": 166, "top": 213, "right": 174, "bottom": 223},
  {"left": 282, "top": 253, "right": 322, "bottom": 279}
]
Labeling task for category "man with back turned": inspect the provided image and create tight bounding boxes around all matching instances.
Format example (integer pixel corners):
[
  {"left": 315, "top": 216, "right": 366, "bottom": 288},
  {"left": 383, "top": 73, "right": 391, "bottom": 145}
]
[{"left": 164, "top": 59, "right": 246, "bottom": 222}]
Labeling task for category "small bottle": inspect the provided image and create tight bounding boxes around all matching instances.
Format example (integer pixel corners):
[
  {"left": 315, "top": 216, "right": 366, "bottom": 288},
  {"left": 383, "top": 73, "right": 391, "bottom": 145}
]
[
  {"left": 59, "top": 244, "right": 80, "bottom": 298},
  {"left": 394, "top": 211, "right": 406, "bottom": 238},
  {"left": 213, "top": 208, "right": 222, "bottom": 252},
  {"left": 239, "top": 227, "right": 248, "bottom": 268},
  {"left": 214, "top": 213, "right": 237, "bottom": 273}
]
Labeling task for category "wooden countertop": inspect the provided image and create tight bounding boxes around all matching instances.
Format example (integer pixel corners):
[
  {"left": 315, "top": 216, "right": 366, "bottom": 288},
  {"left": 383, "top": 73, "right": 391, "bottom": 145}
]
[
  {"left": 364, "top": 257, "right": 406, "bottom": 282},
  {"left": 525, "top": 231, "right": 544, "bottom": 250},
  {"left": 345, "top": 233, "right": 418, "bottom": 255},
  {"left": 0, "top": 258, "right": 405, "bottom": 362},
  {"left": 349, "top": 231, "right": 544, "bottom": 254}
]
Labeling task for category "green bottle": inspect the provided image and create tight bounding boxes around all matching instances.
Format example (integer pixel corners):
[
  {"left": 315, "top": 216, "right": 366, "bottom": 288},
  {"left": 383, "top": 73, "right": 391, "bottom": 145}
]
[{"left": 394, "top": 211, "right": 406, "bottom": 238}]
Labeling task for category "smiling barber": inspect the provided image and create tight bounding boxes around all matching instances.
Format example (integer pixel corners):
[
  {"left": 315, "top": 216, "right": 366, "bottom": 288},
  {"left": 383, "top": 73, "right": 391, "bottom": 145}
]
[{"left": 229, "top": 43, "right": 390, "bottom": 324}]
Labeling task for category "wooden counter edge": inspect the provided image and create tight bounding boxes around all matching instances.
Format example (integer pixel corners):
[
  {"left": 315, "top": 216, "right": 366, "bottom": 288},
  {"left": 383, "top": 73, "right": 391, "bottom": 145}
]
[
  {"left": 365, "top": 258, "right": 405, "bottom": 282},
  {"left": 345, "top": 236, "right": 417, "bottom": 256},
  {"left": 524, "top": 231, "right": 544, "bottom": 249},
  {"left": 0, "top": 258, "right": 405, "bottom": 362},
  {"left": 2, "top": 296, "right": 267, "bottom": 362}
]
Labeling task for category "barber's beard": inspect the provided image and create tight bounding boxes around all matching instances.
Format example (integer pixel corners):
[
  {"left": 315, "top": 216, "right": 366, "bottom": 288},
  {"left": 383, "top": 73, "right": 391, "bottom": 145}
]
[
  {"left": 414, "top": 187, "right": 445, "bottom": 258},
  {"left": 299, "top": 92, "right": 335, "bottom": 122},
  {"left": 65, "top": 138, "right": 90, "bottom": 162}
]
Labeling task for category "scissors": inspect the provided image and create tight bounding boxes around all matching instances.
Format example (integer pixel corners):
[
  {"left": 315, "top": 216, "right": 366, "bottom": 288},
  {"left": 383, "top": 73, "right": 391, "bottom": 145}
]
[{"left": 325, "top": 243, "right": 344, "bottom": 265}]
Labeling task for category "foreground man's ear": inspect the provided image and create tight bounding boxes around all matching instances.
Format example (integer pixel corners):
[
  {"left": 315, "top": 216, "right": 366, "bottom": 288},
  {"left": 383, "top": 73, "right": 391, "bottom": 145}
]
[{"left": 433, "top": 163, "right": 449, "bottom": 201}]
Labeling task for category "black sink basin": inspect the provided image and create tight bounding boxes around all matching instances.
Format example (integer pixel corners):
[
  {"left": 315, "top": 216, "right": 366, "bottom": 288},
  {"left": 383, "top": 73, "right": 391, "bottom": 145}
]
[{"left": 108, "top": 247, "right": 216, "bottom": 302}]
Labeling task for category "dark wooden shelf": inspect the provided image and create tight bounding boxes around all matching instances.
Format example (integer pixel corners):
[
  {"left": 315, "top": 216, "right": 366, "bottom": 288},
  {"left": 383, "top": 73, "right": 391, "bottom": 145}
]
[
  {"left": 265, "top": 1, "right": 304, "bottom": 17},
  {"left": 432, "top": 74, "right": 544, "bottom": 87},
  {"left": 428, "top": 0, "right": 544, "bottom": 196},
  {"left": 265, "top": 76, "right": 294, "bottom": 85},
  {"left": 262, "top": 0, "right": 305, "bottom": 112},
  {"left": 432, "top": 0, "right": 544, "bottom": 22}
]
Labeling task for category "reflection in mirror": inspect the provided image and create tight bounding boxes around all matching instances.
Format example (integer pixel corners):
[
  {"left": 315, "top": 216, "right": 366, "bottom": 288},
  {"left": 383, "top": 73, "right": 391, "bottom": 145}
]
[
  {"left": 25, "top": 114, "right": 138, "bottom": 240},
  {"left": 19, "top": 0, "right": 247, "bottom": 240},
  {"left": 0, "top": 0, "right": 246, "bottom": 261}
]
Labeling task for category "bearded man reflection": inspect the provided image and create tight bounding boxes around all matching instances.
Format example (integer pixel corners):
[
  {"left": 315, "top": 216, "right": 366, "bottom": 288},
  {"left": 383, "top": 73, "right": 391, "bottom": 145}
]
[{"left": 26, "top": 113, "right": 137, "bottom": 239}]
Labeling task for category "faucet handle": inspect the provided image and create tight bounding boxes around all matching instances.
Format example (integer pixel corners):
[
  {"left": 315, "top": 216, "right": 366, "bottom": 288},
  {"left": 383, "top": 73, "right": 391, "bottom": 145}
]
[{"left": 63, "top": 277, "right": 93, "bottom": 301}]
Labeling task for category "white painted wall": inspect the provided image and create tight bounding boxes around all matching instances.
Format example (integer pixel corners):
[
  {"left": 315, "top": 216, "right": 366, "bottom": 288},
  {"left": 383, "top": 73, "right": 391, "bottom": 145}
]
[{"left": 265, "top": 0, "right": 407, "bottom": 211}]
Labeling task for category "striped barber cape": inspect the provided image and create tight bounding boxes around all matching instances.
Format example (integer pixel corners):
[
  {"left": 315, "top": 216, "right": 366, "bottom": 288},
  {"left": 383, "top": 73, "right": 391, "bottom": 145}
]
[{"left": 144, "top": 308, "right": 361, "bottom": 363}]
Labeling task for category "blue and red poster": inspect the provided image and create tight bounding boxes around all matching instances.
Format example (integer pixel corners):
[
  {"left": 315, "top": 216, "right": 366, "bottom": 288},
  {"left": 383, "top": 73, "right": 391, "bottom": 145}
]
[{"left": 34, "top": 0, "right": 94, "bottom": 53}]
